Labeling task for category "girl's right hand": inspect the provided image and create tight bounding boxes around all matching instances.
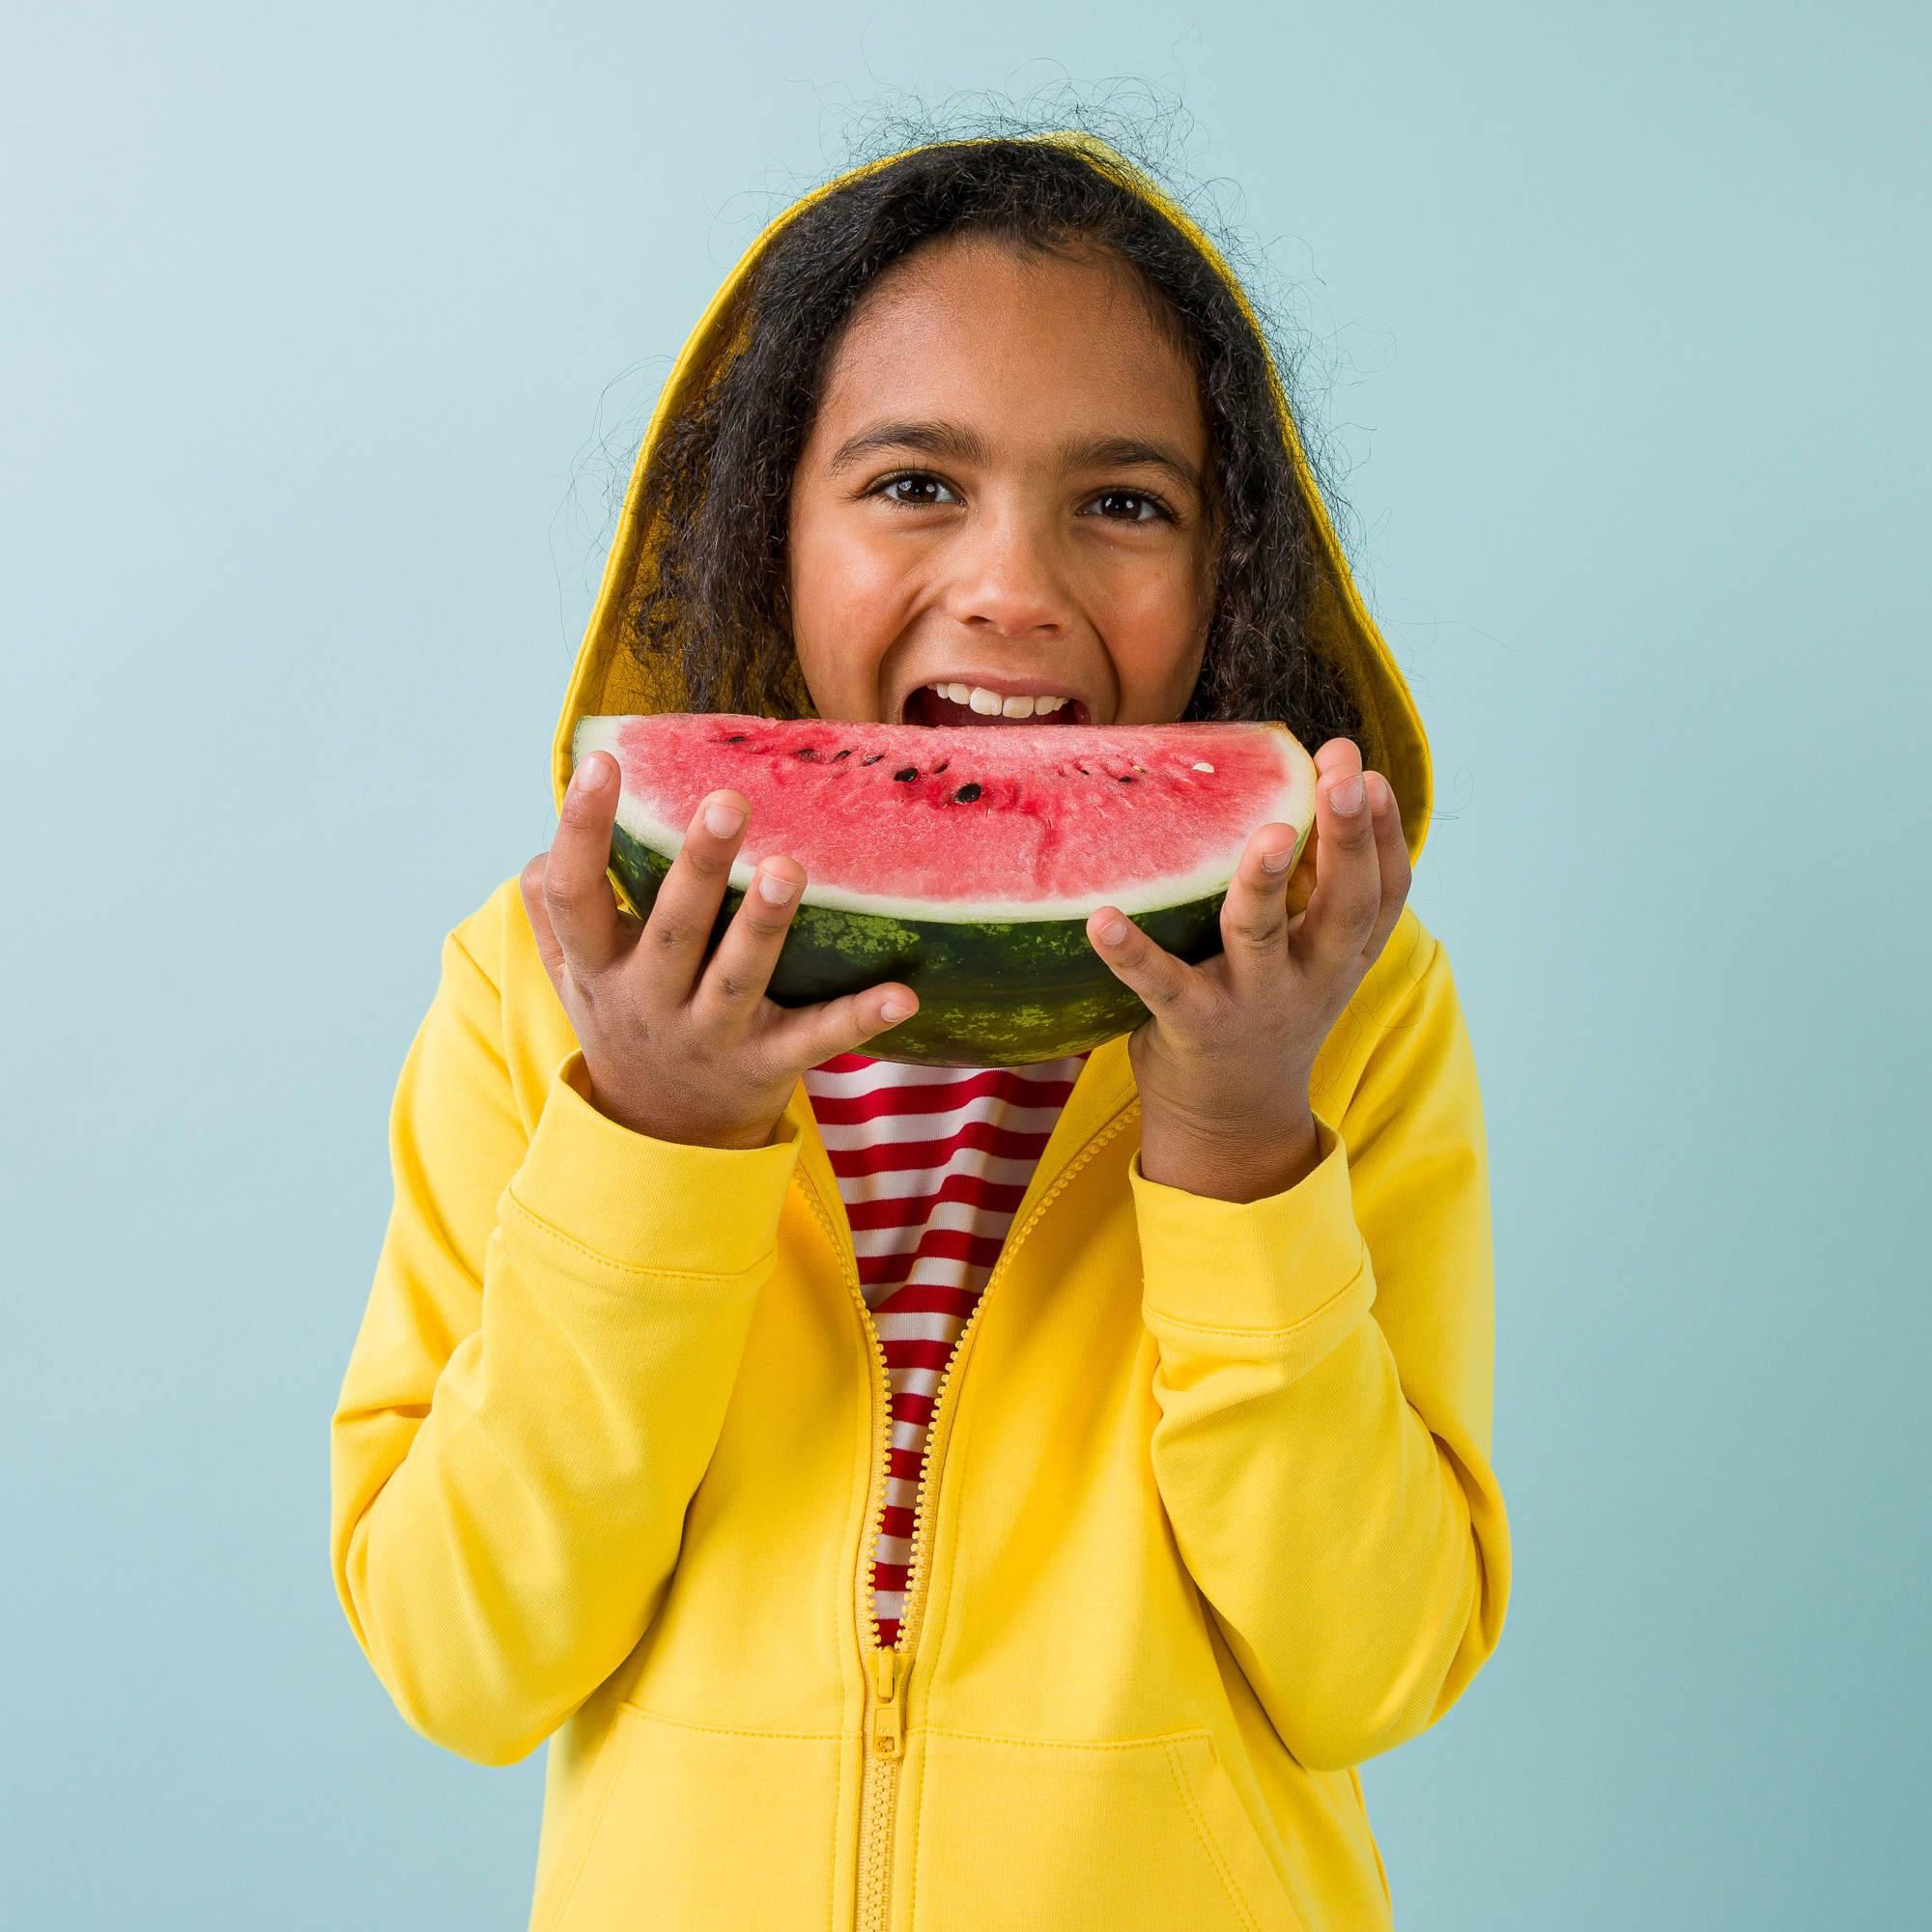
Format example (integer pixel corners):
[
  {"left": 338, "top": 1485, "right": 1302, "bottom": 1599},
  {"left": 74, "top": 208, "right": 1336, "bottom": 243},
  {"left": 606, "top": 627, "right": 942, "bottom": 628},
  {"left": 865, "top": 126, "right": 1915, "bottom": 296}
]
[{"left": 519, "top": 750, "right": 921, "bottom": 1151}]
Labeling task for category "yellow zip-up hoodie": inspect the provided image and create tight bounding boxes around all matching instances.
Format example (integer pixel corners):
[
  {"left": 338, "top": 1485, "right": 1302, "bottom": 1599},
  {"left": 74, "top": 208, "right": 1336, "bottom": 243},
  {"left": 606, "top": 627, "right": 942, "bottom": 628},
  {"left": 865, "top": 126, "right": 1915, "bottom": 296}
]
[{"left": 329, "top": 131, "right": 1511, "bottom": 1932}]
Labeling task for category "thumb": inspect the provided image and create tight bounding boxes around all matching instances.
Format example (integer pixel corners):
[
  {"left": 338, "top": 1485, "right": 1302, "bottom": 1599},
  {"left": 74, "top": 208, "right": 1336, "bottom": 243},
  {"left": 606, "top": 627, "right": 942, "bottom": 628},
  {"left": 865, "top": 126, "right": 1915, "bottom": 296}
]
[{"left": 770, "top": 982, "right": 921, "bottom": 1070}]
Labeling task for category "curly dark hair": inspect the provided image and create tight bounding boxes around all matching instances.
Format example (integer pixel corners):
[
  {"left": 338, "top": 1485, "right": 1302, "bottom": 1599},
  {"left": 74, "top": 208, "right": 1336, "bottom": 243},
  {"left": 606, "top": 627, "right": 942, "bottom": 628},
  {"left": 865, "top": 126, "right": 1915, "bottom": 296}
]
[{"left": 620, "top": 107, "right": 1364, "bottom": 753}]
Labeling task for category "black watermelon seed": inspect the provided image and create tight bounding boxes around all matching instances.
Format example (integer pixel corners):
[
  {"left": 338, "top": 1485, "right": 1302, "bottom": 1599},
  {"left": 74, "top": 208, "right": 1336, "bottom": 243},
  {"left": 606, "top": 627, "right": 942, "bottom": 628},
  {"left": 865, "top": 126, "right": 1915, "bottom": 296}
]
[
  {"left": 723, "top": 733, "right": 749, "bottom": 743},
  {"left": 833, "top": 748, "right": 853, "bottom": 759},
  {"left": 894, "top": 767, "right": 919, "bottom": 782},
  {"left": 952, "top": 782, "right": 983, "bottom": 804},
  {"left": 1117, "top": 774, "right": 1134, "bottom": 782},
  {"left": 931, "top": 760, "right": 950, "bottom": 774},
  {"left": 793, "top": 746, "right": 819, "bottom": 759},
  {"left": 861, "top": 753, "right": 885, "bottom": 765}
]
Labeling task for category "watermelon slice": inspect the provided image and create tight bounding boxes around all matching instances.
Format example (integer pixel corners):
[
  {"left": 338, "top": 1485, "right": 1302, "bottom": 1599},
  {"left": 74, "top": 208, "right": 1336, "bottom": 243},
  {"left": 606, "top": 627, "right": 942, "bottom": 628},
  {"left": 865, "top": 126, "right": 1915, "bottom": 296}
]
[{"left": 571, "top": 712, "right": 1318, "bottom": 1066}]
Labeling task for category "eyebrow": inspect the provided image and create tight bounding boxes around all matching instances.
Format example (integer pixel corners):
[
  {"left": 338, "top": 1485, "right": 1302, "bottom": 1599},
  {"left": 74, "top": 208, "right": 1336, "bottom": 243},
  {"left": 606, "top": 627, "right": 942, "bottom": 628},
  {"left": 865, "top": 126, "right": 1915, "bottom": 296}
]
[{"left": 827, "top": 417, "right": 1205, "bottom": 498}]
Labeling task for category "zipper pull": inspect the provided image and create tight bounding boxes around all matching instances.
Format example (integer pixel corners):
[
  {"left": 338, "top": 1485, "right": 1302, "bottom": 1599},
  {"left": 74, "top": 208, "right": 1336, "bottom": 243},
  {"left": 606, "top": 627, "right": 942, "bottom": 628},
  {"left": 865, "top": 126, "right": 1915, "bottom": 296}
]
[{"left": 871, "top": 1645, "right": 904, "bottom": 1758}]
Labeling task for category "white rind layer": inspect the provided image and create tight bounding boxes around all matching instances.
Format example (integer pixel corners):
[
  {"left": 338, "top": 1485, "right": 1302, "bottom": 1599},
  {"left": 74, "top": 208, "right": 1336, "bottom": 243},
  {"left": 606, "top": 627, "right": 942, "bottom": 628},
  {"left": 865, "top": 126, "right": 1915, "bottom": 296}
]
[{"left": 572, "top": 714, "right": 1316, "bottom": 922}]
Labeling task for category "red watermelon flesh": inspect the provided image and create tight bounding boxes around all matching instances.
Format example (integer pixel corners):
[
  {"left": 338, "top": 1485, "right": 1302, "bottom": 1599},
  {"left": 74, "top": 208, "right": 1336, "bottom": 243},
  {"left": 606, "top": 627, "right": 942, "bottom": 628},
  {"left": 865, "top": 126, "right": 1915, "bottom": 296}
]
[{"left": 575, "top": 711, "right": 1315, "bottom": 920}]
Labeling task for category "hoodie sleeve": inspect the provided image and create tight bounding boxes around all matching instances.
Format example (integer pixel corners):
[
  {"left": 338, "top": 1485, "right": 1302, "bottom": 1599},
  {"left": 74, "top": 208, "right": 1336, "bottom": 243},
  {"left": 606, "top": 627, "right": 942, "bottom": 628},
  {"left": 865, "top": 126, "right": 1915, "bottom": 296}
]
[
  {"left": 328, "top": 922, "right": 801, "bottom": 1767},
  {"left": 1126, "top": 930, "right": 1510, "bottom": 1774}
]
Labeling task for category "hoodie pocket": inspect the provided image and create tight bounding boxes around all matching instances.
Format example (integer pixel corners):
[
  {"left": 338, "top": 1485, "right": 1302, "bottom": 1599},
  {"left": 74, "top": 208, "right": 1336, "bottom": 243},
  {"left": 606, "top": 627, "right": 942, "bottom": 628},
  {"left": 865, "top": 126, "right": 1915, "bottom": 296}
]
[
  {"left": 913, "top": 1726, "right": 1301, "bottom": 1931},
  {"left": 530, "top": 1701, "right": 843, "bottom": 1932}
]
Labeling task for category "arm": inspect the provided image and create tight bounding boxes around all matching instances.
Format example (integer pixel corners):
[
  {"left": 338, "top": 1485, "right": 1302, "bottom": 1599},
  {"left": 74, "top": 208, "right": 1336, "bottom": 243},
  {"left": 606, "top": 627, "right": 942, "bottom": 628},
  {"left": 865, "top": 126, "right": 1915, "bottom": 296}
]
[
  {"left": 1128, "top": 934, "right": 1510, "bottom": 1773},
  {"left": 328, "top": 923, "right": 800, "bottom": 1766}
]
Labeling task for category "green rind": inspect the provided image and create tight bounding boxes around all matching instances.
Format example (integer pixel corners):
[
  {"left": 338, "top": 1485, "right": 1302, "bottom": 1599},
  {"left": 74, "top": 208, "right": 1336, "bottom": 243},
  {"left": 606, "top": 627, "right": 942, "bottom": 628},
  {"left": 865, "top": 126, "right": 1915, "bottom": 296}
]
[{"left": 607, "top": 820, "right": 1239, "bottom": 1065}]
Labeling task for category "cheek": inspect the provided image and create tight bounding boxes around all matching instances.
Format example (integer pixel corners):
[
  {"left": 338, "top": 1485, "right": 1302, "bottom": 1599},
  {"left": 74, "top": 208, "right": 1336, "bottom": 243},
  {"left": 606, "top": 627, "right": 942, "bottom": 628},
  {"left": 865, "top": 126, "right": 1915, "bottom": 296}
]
[
  {"left": 790, "top": 511, "right": 920, "bottom": 639},
  {"left": 786, "top": 504, "right": 927, "bottom": 719},
  {"left": 1098, "top": 549, "right": 1211, "bottom": 687}
]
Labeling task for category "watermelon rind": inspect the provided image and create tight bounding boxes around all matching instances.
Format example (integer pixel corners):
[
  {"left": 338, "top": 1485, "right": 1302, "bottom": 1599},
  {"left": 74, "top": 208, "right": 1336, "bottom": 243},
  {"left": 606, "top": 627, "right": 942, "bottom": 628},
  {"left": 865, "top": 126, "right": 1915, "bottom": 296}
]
[{"left": 572, "top": 713, "right": 1316, "bottom": 1067}]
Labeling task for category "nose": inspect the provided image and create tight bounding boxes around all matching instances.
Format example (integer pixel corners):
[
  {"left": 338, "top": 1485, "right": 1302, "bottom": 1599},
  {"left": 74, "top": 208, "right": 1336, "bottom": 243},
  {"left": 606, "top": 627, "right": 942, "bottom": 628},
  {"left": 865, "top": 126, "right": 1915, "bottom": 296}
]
[{"left": 939, "top": 504, "right": 1073, "bottom": 639}]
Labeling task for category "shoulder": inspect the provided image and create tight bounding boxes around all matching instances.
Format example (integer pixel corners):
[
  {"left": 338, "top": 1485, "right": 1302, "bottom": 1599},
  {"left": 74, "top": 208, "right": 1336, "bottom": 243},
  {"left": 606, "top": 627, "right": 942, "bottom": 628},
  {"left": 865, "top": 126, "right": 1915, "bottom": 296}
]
[
  {"left": 1364, "top": 901, "right": 1439, "bottom": 1009},
  {"left": 445, "top": 871, "right": 528, "bottom": 986},
  {"left": 426, "top": 871, "right": 579, "bottom": 1109},
  {"left": 1310, "top": 902, "right": 1462, "bottom": 1112},
  {"left": 1345, "top": 901, "right": 1444, "bottom": 1041},
  {"left": 440, "top": 867, "right": 565, "bottom": 1038}
]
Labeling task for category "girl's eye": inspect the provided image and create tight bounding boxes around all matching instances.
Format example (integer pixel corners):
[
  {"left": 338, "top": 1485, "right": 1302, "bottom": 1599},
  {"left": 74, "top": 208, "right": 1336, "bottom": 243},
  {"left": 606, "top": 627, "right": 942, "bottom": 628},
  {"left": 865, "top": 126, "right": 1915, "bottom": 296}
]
[
  {"left": 1085, "top": 488, "right": 1174, "bottom": 525},
  {"left": 875, "top": 472, "right": 960, "bottom": 508},
  {"left": 877, "top": 471, "right": 1175, "bottom": 526}
]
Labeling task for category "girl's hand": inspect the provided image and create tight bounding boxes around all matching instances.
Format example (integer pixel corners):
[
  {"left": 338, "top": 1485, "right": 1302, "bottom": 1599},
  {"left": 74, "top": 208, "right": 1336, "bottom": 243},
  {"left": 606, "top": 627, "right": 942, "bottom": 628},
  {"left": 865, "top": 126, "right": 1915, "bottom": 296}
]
[
  {"left": 519, "top": 752, "right": 921, "bottom": 1151},
  {"left": 1084, "top": 738, "right": 1412, "bottom": 1183}
]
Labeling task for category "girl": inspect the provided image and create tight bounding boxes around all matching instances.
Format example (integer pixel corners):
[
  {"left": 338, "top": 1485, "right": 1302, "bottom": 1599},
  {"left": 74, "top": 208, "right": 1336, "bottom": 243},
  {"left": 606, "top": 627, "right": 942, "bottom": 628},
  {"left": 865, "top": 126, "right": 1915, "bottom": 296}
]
[{"left": 330, "top": 127, "right": 1510, "bottom": 1931}]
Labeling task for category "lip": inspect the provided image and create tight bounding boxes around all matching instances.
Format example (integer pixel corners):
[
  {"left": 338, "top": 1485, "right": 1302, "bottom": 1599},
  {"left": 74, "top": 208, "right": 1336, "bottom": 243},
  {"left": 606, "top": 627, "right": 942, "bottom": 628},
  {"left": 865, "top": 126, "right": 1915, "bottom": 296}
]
[{"left": 896, "top": 671, "right": 1095, "bottom": 726}]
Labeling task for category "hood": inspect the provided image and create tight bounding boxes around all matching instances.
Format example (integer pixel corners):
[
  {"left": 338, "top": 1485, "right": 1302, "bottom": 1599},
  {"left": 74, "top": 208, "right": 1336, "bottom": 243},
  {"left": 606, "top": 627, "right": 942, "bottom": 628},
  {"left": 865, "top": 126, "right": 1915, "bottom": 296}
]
[{"left": 550, "top": 129, "right": 1434, "bottom": 869}]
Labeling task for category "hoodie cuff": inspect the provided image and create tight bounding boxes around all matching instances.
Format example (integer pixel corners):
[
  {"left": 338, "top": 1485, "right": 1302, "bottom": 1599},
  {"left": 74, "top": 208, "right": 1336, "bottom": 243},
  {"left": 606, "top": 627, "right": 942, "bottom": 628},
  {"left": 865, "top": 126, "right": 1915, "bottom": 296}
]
[
  {"left": 1129, "top": 1108, "right": 1372, "bottom": 1336},
  {"left": 507, "top": 1048, "right": 802, "bottom": 1277}
]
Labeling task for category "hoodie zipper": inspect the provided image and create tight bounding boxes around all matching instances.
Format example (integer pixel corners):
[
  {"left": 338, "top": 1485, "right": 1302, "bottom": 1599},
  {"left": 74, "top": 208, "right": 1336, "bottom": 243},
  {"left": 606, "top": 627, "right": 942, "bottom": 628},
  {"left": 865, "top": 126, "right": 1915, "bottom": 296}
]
[{"left": 798, "top": 1099, "right": 1141, "bottom": 1932}]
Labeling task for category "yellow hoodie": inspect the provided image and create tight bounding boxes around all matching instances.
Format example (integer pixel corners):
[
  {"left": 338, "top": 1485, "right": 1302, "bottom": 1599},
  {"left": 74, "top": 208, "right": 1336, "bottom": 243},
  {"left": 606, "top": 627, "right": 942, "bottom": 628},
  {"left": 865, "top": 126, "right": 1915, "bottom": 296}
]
[{"left": 329, "top": 131, "right": 1510, "bottom": 1931}]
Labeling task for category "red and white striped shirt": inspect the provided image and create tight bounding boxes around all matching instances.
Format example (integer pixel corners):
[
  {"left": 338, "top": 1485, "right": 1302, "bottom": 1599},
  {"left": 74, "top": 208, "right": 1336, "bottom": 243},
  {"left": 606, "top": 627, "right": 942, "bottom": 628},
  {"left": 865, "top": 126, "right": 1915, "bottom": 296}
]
[{"left": 802, "top": 1046, "right": 1094, "bottom": 1647}]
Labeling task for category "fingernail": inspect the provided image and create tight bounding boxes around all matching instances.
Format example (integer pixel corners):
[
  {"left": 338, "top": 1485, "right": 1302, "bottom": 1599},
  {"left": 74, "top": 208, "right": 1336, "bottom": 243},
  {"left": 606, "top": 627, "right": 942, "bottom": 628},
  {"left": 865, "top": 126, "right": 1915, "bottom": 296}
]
[
  {"left": 576, "top": 755, "right": 608, "bottom": 792},
  {"left": 703, "top": 797, "right": 745, "bottom": 837},
  {"left": 1331, "top": 776, "right": 1364, "bottom": 814},
  {"left": 757, "top": 869, "right": 797, "bottom": 904},
  {"left": 1263, "top": 843, "right": 1293, "bottom": 872},
  {"left": 880, "top": 998, "right": 913, "bottom": 1022},
  {"left": 1100, "top": 917, "right": 1129, "bottom": 945}
]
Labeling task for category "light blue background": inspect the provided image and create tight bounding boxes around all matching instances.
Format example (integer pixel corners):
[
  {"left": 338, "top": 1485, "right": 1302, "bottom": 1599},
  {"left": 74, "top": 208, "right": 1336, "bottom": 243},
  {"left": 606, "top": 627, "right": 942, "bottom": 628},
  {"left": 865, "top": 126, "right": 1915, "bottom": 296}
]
[{"left": 4, "top": 3, "right": 1924, "bottom": 1925}]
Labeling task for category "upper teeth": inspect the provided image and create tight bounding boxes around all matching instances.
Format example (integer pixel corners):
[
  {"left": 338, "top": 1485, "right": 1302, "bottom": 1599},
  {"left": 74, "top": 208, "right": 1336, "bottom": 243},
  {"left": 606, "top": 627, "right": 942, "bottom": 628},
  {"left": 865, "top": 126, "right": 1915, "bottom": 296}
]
[{"left": 924, "top": 681, "right": 1072, "bottom": 719}]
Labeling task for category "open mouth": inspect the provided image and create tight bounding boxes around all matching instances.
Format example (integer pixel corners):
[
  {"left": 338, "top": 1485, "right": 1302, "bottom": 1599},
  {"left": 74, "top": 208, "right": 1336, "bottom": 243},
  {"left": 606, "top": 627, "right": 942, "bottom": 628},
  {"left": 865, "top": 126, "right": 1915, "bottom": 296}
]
[{"left": 903, "top": 687, "right": 1092, "bottom": 727}]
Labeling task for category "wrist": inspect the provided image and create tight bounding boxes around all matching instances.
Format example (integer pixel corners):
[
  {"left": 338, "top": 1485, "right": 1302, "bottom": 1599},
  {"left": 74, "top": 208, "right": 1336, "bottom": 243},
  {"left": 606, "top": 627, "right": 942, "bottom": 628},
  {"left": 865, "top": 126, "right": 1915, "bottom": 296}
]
[
  {"left": 1138, "top": 1110, "right": 1321, "bottom": 1204},
  {"left": 577, "top": 1065, "right": 781, "bottom": 1151}
]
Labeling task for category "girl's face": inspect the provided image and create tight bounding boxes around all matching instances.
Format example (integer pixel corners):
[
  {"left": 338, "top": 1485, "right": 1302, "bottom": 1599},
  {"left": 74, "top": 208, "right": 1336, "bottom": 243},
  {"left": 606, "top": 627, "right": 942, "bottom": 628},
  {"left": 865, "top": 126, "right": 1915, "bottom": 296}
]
[{"left": 786, "top": 234, "right": 1215, "bottom": 729}]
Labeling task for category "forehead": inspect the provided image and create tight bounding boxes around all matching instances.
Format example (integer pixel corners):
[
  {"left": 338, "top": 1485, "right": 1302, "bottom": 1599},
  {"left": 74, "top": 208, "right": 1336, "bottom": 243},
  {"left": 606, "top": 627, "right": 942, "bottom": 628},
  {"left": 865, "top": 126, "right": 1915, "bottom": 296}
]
[{"left": 810, "top": 236, "right": 1206, "bottom": 452}]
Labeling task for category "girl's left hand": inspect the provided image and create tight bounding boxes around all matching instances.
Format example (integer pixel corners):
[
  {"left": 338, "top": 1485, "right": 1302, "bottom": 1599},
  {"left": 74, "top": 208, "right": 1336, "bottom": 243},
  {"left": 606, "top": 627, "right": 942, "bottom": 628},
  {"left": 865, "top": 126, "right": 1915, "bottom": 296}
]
[{"left": 1085, "top": 738, "right": 1412, "bottom": 1163}]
